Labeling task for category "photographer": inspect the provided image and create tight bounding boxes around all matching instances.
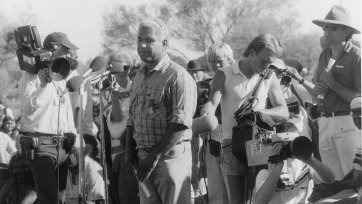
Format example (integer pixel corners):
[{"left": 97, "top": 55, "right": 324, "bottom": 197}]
[
  {"left": 104, "top": 56, "right": 139, "bottom": 204},
  {"left": 252, "top": 135, "right": 335, "bottom": 204},
  {"left": 201, "top": 34, "right": 289, "bottom": 204},
  {"left": 18, "top": 32, "right": 78, "bottom": 204}
]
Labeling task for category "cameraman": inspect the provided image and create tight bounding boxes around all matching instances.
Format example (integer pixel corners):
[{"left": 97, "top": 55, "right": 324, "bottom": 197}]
[
  {"left": 18, "top": 32, "right": 78, "bottom": 204},
  {"left": 252, "top": 137, "right": 335, "bottom": 204}
]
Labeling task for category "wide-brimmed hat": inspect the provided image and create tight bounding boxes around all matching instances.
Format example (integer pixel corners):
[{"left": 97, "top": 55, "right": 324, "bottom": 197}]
[
  {"left": 312, "top": 5, "right": 360, "bottom": 34},
  {"left": 43, "top": 32, "right": 79, "bottom": 50},
  {"left": 187, "top": 60, "right": 204, "bottom": 72}
]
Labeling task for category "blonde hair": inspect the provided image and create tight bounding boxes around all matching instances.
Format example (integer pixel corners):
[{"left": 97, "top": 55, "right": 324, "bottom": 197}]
[{"left": 207, "top": 42, "right": 235, "bottom": 64}]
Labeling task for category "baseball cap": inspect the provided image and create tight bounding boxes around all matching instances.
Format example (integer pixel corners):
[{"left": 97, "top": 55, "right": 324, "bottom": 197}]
[{"left": 43, "top": 32, "right": 79, "bottom": 50}]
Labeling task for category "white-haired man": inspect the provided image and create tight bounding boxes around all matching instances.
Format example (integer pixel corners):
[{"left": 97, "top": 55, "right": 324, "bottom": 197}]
[{"left": 125, "top": 18, "right": 197, "bottom": 204}]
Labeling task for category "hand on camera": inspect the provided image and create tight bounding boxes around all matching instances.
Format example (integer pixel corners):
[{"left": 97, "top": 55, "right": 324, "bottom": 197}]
[
  {"left": 285, "top": 66, "right": 302, "bottom": 81},
  {"left": 38, "top": 69, "right": 50, "bottom": 87},
  {"left": 268, "top": 143, "right": 284, "bottom": 168}
]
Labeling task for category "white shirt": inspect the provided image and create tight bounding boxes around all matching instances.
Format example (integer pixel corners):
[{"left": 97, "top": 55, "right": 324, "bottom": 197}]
[
  {"left": 0, "top": 132, "right": 16, "bottom": 165},
  {"left": 19, "top": 72, "right": 76, "bottom": 134},
  {"left": 65, "top": 155, "right": 105, "bottom": 202},
  {"left": 282, "top": 80, "right": 313, "bottom": 139},
  {"left": 219, "top": 62, "right": 272, "bottom": 140},
  {"left": 254, "top": 159, "right": 312, "bottom": 204}
]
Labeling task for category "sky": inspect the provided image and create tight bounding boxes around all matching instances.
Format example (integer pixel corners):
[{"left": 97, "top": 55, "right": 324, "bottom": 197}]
[{"left": 1, "top": 0, "right": 361, "bottom": 63}]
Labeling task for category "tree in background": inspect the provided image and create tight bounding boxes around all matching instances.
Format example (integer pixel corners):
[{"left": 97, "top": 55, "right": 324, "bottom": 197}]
[{"left": 102, "top": 0, "right": 322, "bottom": 77}]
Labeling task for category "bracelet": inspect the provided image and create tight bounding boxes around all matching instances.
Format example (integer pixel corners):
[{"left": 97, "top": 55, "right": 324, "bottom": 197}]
[{"left": 299, "top": 78, "right": 305, "bottom": 84}]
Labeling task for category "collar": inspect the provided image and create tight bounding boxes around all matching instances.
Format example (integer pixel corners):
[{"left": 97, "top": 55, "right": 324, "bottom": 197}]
[{"left": 143, "top": 54, "right": 170, "bottom": 74}]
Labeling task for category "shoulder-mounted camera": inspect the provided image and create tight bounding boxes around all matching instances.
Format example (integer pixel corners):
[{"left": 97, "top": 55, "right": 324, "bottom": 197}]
[{"left": 14, "top": 25, "right": 71, "bottom": 81}]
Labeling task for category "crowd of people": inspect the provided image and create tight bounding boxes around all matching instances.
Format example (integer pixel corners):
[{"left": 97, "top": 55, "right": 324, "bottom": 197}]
[{"left": 0, "top": 4, "right": 360, "bottom": 204}]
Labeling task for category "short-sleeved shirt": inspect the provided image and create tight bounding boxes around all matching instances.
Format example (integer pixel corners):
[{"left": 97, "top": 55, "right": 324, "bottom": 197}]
[
  {"left": 128, "top": 55, "right": 197, "bottom": 149},
  {"left": 313, "top": 45, "right": 361, "bottom": 112},
  {"left": 219, "top": 61, "right": 273, "bottom": 141},
  {"left": 254, "top": 159, "right": 312, "bottom": 204}
]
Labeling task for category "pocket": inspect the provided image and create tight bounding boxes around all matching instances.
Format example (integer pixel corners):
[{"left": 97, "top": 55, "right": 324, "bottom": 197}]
[
  {"left": 145, "top": 86, "right": 164, "bottom": 119},
  {"left": 164, "top": 143, "right": 186, "bottom": 159},
  {"left": 338, "top": 116, "right": 356, "bottom": 131}
]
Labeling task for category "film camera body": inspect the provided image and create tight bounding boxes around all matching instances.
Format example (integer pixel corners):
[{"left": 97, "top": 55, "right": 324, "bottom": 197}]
[
  {"left": 269, "top": 64, "right": 292, "bottom": 86},
  {"left": 245, "top": 122, "right": 313, "bottom": 167},
  {"left": 14, "top": 25, "right": 70, "bottom": 80}
]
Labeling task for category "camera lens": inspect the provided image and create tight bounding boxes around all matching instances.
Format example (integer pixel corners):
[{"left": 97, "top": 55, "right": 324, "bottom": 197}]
[
  {"left": 291, "top": 136, "right": 313, "bottom": 160},
  {"left": 281, "top": 75, "right": 292, "bottom": 84}
]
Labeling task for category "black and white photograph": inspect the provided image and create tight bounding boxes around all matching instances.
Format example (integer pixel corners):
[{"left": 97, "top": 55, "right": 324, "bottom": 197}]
[{"left": 0, "top": 0, "right": 360, "bottom": 203}]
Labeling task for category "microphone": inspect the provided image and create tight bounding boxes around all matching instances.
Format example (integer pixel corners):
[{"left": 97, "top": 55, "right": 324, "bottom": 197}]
[
  {"left": 66, "top": 75, "right": 84, "bottom": 92},
  {"left": 84, "top": 56, "right": 108, "bottom": 81},
  {"left": 192, "top": 115, "right": 218, "bottom": 134},
  {"left": 89, "top": 56, "right": 107, "bottom": 73},
  {"left": 58, "top": 75, "right": 84, "bottom": 97}
]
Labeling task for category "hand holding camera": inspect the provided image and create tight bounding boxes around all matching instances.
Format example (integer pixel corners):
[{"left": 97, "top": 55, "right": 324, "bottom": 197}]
[
  {"left": 38, "top": 68, "right": 50, "bottom": 87},
  {"left": 285, "top": 66, "right": 303, "bottom": 82}
]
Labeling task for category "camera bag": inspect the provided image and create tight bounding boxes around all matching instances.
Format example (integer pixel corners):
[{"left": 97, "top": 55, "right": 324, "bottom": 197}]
[{"left": 232, "top": 69, "right": 273, "bottom": 167}]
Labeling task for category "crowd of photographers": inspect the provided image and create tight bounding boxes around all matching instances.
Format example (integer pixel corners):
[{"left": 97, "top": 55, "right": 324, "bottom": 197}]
[{"left": 0, "top": 4, "right": 360, "bottom": 204}]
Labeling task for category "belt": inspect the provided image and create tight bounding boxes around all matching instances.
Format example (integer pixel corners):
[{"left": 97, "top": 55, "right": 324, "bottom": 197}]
[
  {"left": 23, "top": 132, "right": 62, "bottom": 137},
  {"left": 319, "top": 111, "right": 351, "bottom": 118},
  {"left": 139, "top": 139, "right": 191, "bottom": 153}
]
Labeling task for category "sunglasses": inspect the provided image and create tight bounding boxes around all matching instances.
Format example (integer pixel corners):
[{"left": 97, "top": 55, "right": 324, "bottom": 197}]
[{"left": 322, "top": 25, "right": 346, "bottom": 32}]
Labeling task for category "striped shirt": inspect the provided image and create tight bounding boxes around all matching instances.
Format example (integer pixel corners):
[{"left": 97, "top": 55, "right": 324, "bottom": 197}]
[{"left": 128, "top": 55, "right": 197, "bottom": 148}]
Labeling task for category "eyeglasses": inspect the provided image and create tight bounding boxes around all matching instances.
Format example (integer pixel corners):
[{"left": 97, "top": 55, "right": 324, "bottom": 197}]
[{"left": 322, "top": 25, "right": 346, "bottom": 32}]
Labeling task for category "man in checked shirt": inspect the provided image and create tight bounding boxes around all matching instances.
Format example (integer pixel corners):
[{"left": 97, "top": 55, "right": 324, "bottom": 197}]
[{"left": 125, "top": 18, "right": 197, "bottom": 204}]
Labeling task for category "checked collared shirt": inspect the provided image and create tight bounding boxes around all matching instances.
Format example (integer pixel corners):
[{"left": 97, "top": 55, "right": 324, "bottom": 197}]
[{"left": 128, "top": 55, "right": 197, "bottom": 149}]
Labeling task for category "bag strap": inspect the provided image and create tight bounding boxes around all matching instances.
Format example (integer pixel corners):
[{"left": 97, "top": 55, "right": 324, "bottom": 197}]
[
  {"left": 290, "top": 84, "right": 304, "bottom": 109},
  {"left": 290, "top": 84, "right": 317, "bottom": 122},
  {"left": 251, "top": 69, "right": 274, "bottom": 98}
]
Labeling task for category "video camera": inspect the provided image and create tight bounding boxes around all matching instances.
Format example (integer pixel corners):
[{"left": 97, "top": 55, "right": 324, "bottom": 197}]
[
  {"left": 14, "top": 25, "right": 71, "bottom": 81},
  {"left": 245, "top": 122, "right": 313, "bottom": 167},
  {"left": 14, "top": 25, "right": 52, "bottom": 74}
]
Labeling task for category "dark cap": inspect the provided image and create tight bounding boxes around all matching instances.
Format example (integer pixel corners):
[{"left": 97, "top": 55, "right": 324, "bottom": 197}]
[
  {"left": 187, "top": 60, "right": 204, "bottom": 71},
  {"left": 43, "top": 32, "right": 79, "bottom": 50}
]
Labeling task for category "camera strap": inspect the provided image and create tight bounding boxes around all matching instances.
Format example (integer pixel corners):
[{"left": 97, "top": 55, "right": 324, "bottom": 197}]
[{"left": 234, "top": 69, "right": 274, "bottom": 121}]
